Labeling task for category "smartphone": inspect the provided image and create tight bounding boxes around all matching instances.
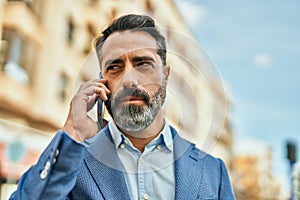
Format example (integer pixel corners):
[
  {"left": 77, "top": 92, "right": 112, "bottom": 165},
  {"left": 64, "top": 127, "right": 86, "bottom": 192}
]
[{"left": 97, "top": 72, "right": 104, "bottom": 129}]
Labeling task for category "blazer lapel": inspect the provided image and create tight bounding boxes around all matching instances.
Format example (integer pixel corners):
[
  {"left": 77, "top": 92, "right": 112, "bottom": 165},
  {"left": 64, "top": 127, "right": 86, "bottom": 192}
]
[
  {"left": 83, "top": 126, "right": 206, "bottom": 199},
  {"left": 171, "top": 127, "right": 205, "bottom": 200},
  {"left": 84, "top": 127, "right": 130, "bottom": 200}
]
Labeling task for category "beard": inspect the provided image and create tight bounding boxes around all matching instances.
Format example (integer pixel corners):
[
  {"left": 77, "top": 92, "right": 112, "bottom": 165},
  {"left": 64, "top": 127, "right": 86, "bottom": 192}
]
[{"left": 105, "top": 81, "right": 167, "bottom": 133}]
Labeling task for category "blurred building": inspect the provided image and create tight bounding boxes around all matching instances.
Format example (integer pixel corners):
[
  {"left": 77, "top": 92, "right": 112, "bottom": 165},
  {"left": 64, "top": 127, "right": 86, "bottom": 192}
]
[
  {"left": 292, "top": 162, "right": 300, "bottom": 199},
  {"left": 232, "top": 140, "right": 281, "bottom": 199},
  {"left": 0, "top": 0, "right": 234, "bottom": 198}
]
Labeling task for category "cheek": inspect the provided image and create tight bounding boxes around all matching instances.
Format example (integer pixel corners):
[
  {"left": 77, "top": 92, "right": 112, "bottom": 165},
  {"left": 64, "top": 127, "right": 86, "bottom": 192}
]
[
  {"left": 140, "top": 72, "right": 165, "bottom": 95},
  {"left": 142, "top": 70, "right": 164, "bottom": 85},
  {"left": 106, "top": 80, "right": 114, "bottom": 92},
  {"left": 106, "top": 78, "right": 122, "bottom": 95},
  {"left": 143, "top": 82, "right": 164, "bottom": 97}
]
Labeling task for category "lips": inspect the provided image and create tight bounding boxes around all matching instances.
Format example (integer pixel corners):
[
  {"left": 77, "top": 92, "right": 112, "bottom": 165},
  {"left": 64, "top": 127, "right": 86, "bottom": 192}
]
[
  {"left": 120, "top": 96, "right": 145, "bottom": 103},
  {"left": 112, "top": 88, "right": 151, "bottom": 107}
]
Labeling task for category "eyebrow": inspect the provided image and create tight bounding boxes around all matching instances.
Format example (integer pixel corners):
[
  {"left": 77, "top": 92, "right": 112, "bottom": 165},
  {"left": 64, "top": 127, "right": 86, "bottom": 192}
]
[
  {"left": 104, "top": 58, "right": 123, "bottom": 68},
  {"left": 132, "top": 56, "right": 155, "bottom": 63},
  {"left": 104, "top": 56, "right": 156, "bottom": 68}
]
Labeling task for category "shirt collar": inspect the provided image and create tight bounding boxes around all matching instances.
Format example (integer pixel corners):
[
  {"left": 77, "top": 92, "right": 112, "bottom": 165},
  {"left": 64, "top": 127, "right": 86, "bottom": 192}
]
[{"left": 108, "top": 119, "right": 173, "bottom": 152}]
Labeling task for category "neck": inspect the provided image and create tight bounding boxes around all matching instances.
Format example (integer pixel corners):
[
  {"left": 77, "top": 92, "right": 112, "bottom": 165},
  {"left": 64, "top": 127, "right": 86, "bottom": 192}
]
[{"left": 121, "top": 111, "right": 165, "bottom": 152}]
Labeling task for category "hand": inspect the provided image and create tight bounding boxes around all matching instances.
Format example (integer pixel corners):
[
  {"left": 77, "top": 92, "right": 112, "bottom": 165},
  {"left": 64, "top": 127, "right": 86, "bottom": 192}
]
[{"left": 62, "top": 79, "right": 110, "bottom": 142}]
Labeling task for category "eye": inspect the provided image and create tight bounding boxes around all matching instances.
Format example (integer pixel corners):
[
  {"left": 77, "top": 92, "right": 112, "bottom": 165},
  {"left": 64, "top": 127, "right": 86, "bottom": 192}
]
[
  {"left": 136, "top": 61, "right": 154, "bottom": 68},
  {"left": 106, "top": 65, "right": 122, "bottom": 73}
]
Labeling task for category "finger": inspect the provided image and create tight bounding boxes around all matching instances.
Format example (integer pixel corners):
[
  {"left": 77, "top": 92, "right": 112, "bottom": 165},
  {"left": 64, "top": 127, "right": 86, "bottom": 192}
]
[
  {"left": 86, "top": 94, "right": 98, "bottom": 111},
  {"left": 96, "top": 82, "right": 110, "bottom": 94},
  {"left": 90, "top": 78, "right": 108, "bottom": 86},
  {"left": 91, "top": 78, "right": 110, "bottom": 94},
  {"left": 77, "top": 82, "right": 109, "bottom": 98},
  {"left": 94, "top": 87, "right": 108, "bottom": 101},
  {"left": 78, "top": 78, "right": 106, "bottom": 91},
  {"left": 78, "top": 79, "right": 110, "bottom": 93}
]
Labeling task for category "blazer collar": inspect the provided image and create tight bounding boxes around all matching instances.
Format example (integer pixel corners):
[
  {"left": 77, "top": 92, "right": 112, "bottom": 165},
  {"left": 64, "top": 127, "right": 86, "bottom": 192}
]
[
  {"left": 84, "top": 126, "right": 130, "bottom": 200},
  {"left": 84, "top": 126, "right": 205, "bottom": 200},
  {"left": 171, "top": 127, "right": 206, "bottom": 200}
]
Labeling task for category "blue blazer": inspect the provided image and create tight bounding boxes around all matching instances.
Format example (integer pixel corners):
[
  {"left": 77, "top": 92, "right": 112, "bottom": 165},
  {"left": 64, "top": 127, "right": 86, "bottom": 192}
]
[{"left": 10, "top": 126, "right": 235, "bottom": 200}]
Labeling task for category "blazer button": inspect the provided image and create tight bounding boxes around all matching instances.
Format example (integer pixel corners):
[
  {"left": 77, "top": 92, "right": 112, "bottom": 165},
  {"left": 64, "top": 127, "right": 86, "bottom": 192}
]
[
  {"left": 55, "top": 149, "right": 60, "bottom": 157},
  {"left": 40, "top": 169, "right": 48, "bottom": 179}
]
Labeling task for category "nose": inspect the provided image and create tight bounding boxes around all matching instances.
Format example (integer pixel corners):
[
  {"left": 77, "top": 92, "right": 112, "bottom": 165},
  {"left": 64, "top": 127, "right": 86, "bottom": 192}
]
[{"left": 122, "top": 65, "right": 139, "bottom": 89}]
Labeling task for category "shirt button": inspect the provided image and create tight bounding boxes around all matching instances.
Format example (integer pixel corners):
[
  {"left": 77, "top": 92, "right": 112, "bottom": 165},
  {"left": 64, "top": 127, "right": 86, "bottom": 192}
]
[
  {"left": 44, "top": 161, "right": 51, "bottom": 170},
  {"left": 156, "top": 145, "right": 161, "bottom": 150},
  {"left": 120, "top": 144, "right": 125, "bottom": 149},
  {"left": 124, "top": 139, "right": 129, "bottom": 144},
  {"left": 140, "top": 158, "right": 144, "bottom": 164},
  {"left": 52, "top": 158, "right": 57, "bottom": 164},
  {"left": 40, "top": 169, "right": 48, "bottom": 179},
  {"left": 143, "top": 193, "right": 149, "bottom": 200}
]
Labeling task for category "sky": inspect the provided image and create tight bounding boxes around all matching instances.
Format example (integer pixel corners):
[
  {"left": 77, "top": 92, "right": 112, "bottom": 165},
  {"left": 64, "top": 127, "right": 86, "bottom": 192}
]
[{"left": 175, "top": 0, "right": 300, "bottom": 196}]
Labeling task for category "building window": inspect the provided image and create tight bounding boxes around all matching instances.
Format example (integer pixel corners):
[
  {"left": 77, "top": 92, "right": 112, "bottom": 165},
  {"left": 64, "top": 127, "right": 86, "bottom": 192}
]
[
  {"left": 67, "top": 18, "right": 75, "bottom": 45},
  {"left": 111, "top": 8, "right": 117, "bottom": 20},
  {"left": 145, "top": 0, "right": 154, "bottom": 16},
  {"left": 58, "top": 73, "right": 69, "bottom": 102},
  {"left": 0, "top": 40, "right": 8, "bottom": 71},
  {"left": 83, "top": 23, "right": 97, "bottom": 54},
  {"left": 86, "top": 0, "right": 99, "bottom": 4},
  {"left": 0, "top": 29, "right": 37, "bottom": 84}
]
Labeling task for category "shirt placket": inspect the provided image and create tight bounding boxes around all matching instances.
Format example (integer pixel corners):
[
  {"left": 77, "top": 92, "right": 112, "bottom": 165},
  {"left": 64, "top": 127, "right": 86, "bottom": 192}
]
[{"left": 138, "top": 155, "right": 150, "bottom": 200}]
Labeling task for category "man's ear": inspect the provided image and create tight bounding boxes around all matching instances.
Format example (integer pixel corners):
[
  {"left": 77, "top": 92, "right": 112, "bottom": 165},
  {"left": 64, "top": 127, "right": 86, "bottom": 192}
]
[{"left": 163, "top": 65, "right": 171, "bottom": 81}]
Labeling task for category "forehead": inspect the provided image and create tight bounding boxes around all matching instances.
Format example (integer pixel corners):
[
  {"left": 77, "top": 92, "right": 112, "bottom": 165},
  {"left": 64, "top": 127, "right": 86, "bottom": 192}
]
[{"left": 100, "top": 31, "right": 158, "bottom": 64}]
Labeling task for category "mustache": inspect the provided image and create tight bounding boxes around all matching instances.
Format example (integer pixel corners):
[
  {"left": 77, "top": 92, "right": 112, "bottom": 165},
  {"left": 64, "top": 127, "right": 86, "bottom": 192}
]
[
  {"left": 105, "top": 87, "right": 150, "bottom": 120},
  {"left": 114, "top": 87, "right": 150, "bottom": 105}
]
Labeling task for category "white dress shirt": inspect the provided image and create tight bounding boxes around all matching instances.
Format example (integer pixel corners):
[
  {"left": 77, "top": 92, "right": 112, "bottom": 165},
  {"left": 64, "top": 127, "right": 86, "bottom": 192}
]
[{"left": 108, "top": 120, "right": 175, "bottom": 200}]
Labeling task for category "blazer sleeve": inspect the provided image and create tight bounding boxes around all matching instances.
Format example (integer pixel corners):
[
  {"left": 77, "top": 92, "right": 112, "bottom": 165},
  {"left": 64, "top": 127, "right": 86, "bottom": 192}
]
[
  {"left": 9, "top": 130, "right": 87, "bottom": 200},
  {"left": 218, "top": 158, "right": 236, "bottom": 199}
]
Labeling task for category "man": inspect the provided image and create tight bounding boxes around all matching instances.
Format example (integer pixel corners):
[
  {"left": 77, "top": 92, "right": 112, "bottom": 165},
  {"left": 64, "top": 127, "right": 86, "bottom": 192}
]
[{"left": 10, "top": 14, "right": 235, "bottom": 199}]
